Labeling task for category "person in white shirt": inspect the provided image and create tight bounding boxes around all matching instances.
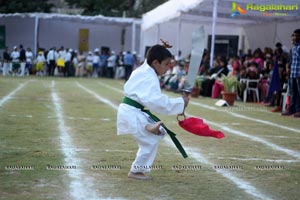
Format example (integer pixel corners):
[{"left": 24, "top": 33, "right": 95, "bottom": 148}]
[
  {"left": 64, "top": 48, "right": 72, "bottom": 77},
  {"left": 10, "top": 46, "right": 20, "bottom": 76},
  {"left": 47, "top": 47, "right": 57, "bottom": 76},
  {"left": 92, "top": 48, "right": 100, "bottom": 78},
  {"left": 86, "top": 51, "right": 93, "bottom": 77},
  {"left": 56, "top": 46, "right": 66, "bottom": 75},
  {"left": 107, "top": 50, "right": 116, "bottom": 78},
  {"left": 25, "top": 48, "right": 33, "bottom": 76},
  {"left": 117, "top": 44, "right": 189, "bottom": 180},
  {"left": 76, "top": 51, "right": 85, "bottom": 77}
]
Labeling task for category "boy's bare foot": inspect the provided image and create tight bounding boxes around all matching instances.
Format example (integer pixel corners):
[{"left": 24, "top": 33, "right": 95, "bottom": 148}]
[
  {"left": 128, "top": 172, "right": 151, "bottom": 180},
  {"left": 145, "top": 121, "right": 163, "bottom": 135}
]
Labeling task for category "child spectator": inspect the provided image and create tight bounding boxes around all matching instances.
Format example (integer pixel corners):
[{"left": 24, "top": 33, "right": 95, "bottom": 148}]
[{"left": 36, "top": 51, "right": 46, "bottom": 76}]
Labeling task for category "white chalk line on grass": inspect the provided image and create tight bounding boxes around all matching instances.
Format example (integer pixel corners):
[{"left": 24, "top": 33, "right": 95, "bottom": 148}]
[
  {"left": 194, "top": 114, "right": 300, "bottom": 159},
  {"left": 262, "top": 135, "right": 300, "bottom": 139},
  {"left": 98, "top": 81, "right": 125, "bottom": 94},
  {"left": 78, "top": 82, "right": 119, "bottom": 110},
  {"left": 79, "top": 82, "right": 274, "bottom": 200},
  {"left": 52, "top": 81, "right": 125, "bottom": 200},
  {"left": 57, "top": 147, "right": 134, "bottom": 153},
  {"left": 190, "top": 101, "right": 300, "bottom": 134},
  {"left": 0, "top": 82, "right": 28, "bottom": 107},
  {"left": 97, "top": 81, "right": 300, "bottom": 159},
  {"left": 51, "top": 80, "right": 99, "bottom": 200},
  {"left": 216, "top": 157, "right": 299, "bottom": 163},
  {"left": 165, "top": 138, "right": 274, "bottom": 200}
]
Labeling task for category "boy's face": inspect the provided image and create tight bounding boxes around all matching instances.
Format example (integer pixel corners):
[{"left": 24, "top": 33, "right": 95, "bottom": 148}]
[{"left": 152, "top": 58, "right": 171, "bottom": 76}]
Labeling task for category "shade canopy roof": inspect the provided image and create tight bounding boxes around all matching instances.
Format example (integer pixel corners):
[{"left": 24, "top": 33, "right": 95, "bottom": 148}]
[
  {"left": 142, "top": 0, "right": 300, "bottom": 30},
  {"left": 0, "top": 13, "right": 140, "bottom": 26}
]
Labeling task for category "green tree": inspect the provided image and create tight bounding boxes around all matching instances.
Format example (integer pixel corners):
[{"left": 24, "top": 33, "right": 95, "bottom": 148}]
[
  {"left": 0, "top": 0, "right": 54, "bottom": 13},
  {"left": 65, "top": 0, "right": 167, "bottom": 17}
]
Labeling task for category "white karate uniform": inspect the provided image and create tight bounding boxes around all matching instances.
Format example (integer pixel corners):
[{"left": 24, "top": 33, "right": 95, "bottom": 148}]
[{"left": 117, "top": 61, "right": 184, "bottom": 173}]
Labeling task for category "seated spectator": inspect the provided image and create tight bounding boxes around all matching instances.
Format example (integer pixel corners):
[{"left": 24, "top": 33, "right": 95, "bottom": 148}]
[
  {"left": 239, "top": 62, "right": 260, "bottom": 102},
  {"left": 203, "top": 56, "right": 228, "bottom": 98},
  {"left": 161, "top": 59, "right": 175, "bottom": 88},
  {"left": 165, "top": 60, "right": 186, "bottom": 92}
]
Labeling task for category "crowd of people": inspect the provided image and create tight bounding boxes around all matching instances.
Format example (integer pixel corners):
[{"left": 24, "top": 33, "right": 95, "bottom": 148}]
[
  {"left": 1, "top": 45, "right": 140, "bottom": 79},
  {"left": 160, "top": 29, "right": 300, "bottom": 118},
  {"left": 1, "top": 29, "right": 299, "bottom": 118}
]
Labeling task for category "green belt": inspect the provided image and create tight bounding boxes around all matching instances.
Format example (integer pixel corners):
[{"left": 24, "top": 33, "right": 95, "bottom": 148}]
[{"left": 122, "top": 96, "right": 188, "bottom": 158}]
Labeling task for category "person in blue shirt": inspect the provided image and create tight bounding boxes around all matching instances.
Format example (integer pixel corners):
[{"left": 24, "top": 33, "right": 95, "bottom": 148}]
[
  {"left": 123, "top": 51, "right": 135, "bottom": 81},
  {"left": 100, "top": 49, "right": 109, "bottom": 77},
  {"left": 282, "top": 29, "right": 300, "bottom": 118}
]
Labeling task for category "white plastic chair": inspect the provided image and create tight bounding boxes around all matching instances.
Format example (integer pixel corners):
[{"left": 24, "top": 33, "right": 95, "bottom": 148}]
[{"left": 241, "top": 79, "right": 260, "bottom": 102}]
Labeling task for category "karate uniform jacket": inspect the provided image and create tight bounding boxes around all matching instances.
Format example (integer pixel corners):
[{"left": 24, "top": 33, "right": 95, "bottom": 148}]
[{"left": 117, "top": 61, "right": 184, "bottom": 135}]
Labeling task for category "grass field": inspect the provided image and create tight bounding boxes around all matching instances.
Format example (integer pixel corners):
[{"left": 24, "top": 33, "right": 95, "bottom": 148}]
[{"left": 0, "top": 76, "right": 299, "bottom": 200}]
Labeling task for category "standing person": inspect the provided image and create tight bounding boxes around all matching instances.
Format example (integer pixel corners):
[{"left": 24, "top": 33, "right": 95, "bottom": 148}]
[
  {"left": 10, "top": 46, "right": 20, "bottom": 77},
  {"left": 100, "top": 49, "right": 109, "bottom": 77},
  {"left": 282, "top": 29, "right": 300, "bottom": 117},
  {"left": 117, "top": 44, "right": 189, "bottom": 180},
  {"left": 64, "top": 48, "right": 72, "bottom": 77},
  {"left": 86, "top": 51, "right": 93, "bottom": 78},
  {"left": 25, "top": 48, "right": 33, "bottom": 76},
  {"left": 56, "top": 46, "right": 66, "bottom": 75},
  {"left": 114, "top": 51, "right": 125, "bottom": 79},
  {"left": 2, "top": 46, "right": 11, "bottom": 76},
  {"left": 35, "top": 51, "right": 46, "bottom": 76},
  {"left": 123, "top": 51, "right": 135, "bottom": 81},
  {"left": 175, "top": 50, "right": 183, "bottom": 62},
  {"left": 47, "top": 47, "right": 57, "bottom": 76},
  {"left": 92, "top": 48, "right": 100, "bottom": 78},
  {"left": 107, "top": 50, "right": 116, "bottom": 78},
  {"left": 76, "top": 51, "right": 85, "bottom": 77},
  {"left": 19, "top": 45, "right": 26, "bottom": 76}
]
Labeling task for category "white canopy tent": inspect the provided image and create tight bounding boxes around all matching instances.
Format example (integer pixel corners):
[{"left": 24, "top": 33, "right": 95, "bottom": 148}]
[
  {"left": 140, "top": 0, "right": 300, "bottom": 66},
  {"left": 0, "top": 13, "right": 141, "bottom": 55}
]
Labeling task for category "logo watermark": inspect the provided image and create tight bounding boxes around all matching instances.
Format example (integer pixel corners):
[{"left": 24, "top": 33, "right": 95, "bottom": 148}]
[{"left": 230, "top": 1, "right": 299, "bottom": 17}]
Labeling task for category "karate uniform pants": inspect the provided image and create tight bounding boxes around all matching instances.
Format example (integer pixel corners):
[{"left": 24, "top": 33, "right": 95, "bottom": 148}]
[{"left": 130, "top": 126, "right": 164, "bottom": 173}]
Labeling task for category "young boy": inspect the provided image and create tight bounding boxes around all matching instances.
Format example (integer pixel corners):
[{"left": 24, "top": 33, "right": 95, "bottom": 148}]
[
  {"left": 35, "top": 51, "right": 46, "bottom": 76},
  {"left": 117, "top": 44, "right": 189, "bottom": 180}
]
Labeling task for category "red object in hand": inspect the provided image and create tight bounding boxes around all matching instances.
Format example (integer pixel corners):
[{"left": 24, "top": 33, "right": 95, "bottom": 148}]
[{"left": 178, "top": 117, "right": 225, "bottom": 139}]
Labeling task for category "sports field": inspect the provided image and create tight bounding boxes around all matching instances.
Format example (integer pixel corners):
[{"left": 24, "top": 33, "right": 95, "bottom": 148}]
[{"left": 0, "top": 77, "right": 299, "bottom": 200}]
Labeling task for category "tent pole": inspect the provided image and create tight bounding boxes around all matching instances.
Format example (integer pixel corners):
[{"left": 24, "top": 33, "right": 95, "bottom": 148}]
[
  {"left": 131, "top": 21, "right": 136, "bottom": 53},
  {"left": 34, "top": 16, "right": 39, "bottom": 57},
  {"left": 209, "top": 0, "right": 219, "bottom": 68},
  {"left": 156, "top": 24, "right": 160, "bottom": 44},
  {"left": 177, "top": 15, "right": 182, "bottom": 56},
  {"left": 140, "top": 25, "right": 144, "bottom": 58}
]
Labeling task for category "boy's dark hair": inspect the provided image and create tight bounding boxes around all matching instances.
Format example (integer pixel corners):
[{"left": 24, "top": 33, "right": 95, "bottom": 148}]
[{"left": 146, "top": 45, "right": 172, "bottom": 66}]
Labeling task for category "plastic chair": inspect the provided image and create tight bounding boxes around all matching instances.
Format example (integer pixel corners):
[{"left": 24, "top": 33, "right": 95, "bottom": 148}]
[{"left": 241, "top": 79, "right": 260, "bottom": 102}]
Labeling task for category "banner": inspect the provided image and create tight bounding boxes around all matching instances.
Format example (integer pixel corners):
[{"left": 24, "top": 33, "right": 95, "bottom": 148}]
[
  {"left": 0, "top": 26, "right": 5, "bottom": 49},
  {"left": 78, "top": 29, "right": 89, "bottom": 52}
]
